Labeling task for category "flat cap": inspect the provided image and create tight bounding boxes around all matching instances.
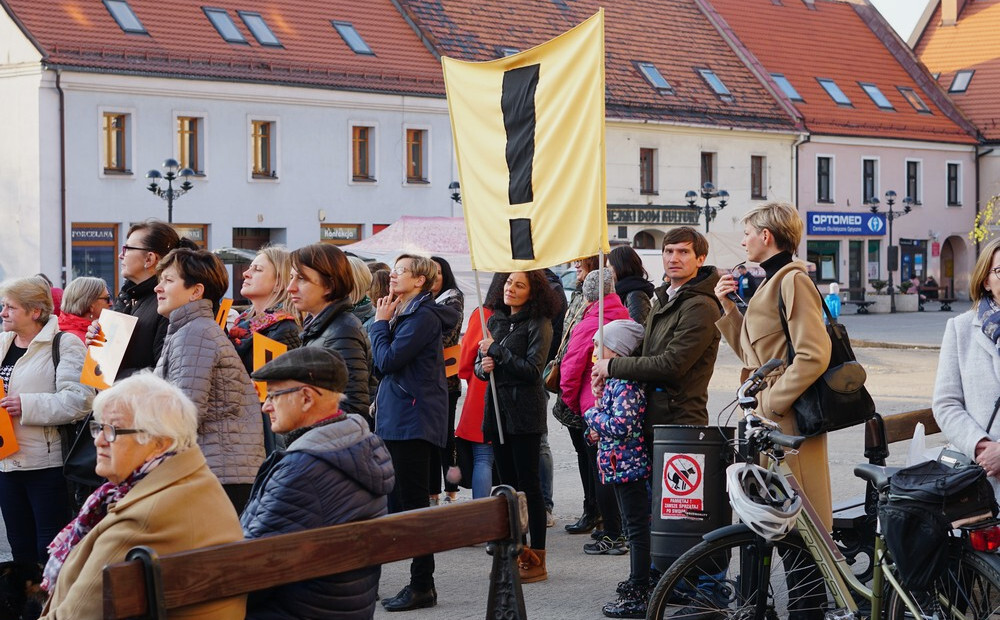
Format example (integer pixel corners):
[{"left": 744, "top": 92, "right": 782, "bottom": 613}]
[{"left": 251, "top": 347, "right": 348, "bottom": 393}]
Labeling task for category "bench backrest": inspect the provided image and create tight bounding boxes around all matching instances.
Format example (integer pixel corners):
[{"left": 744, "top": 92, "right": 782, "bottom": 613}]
[
  {"left": 864, "top": 408, "right": 940, "bottom": 465},
  {"left": 103, "top": 490, "right": 526, "bottom": 619}
]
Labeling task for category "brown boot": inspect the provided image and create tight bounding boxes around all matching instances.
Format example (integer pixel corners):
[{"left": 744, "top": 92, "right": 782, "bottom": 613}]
[{"left": 518, "top": 547, "right": 547, "bottom": 583}]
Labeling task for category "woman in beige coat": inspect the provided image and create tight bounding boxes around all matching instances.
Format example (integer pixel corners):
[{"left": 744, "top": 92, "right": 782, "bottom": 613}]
[
  {"left": 715, "top": 202, "right": 833, "bottom": 531},
  {"left": 40, "top": 373, "right": 245, "bottom": 620}
]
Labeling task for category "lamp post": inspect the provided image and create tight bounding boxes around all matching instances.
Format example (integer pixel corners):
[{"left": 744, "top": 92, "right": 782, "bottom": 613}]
[
  {"left": 866, "top": 189, "right": 913, "bottom": 313},
  {"left": 449, "top": 181, "right": 462, "bottom": 204},
  {"left": 685, "top": 182, "right": 729, "bottom": 233},
  {"left": 146, "top": 159, "right": 195, "bottom": 223}
]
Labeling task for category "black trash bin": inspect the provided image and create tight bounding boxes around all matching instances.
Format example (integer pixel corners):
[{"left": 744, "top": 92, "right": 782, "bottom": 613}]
[{"left": 650, "top": 425, "right": 735, "bottom": 572}]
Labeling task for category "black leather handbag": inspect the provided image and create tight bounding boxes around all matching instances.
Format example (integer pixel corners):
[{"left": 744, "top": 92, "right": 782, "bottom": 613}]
[{"left": 778, "top": 284, "right": 876, "bottom": 437}]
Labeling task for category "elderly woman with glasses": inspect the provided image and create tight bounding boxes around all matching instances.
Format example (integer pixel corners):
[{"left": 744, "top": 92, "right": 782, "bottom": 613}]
[
  {"left": 58, "top": 277, "right": 113, "bottom": 341},
  {"left": 39, "top": 372, "right": 246, "bottom": 620}
]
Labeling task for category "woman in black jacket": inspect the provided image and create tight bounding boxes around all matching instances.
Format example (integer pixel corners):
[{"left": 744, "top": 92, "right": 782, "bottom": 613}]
[
  {"left": 428, "top": 256, "right": 464, "bottom": 505},
  {"left": 476, "top": 270, "right": 559, "bottom": 583},
  {"left": 609, "top": 245, "right": 654, "bottom": 325},
  {"left": 288, "top": 244, "right": 372, "bottom": 423}
]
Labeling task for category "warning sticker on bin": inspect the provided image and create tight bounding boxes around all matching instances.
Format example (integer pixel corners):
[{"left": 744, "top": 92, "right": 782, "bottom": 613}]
[{"left": 661, "top": 453, "right": 704, "bottom": 519}]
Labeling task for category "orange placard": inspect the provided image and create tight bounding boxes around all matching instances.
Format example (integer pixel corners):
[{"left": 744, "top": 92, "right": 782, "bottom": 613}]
[
  {"left": 0, "top": 382, "right": 20, "bottom": 459},
  {"left": 81, "top": 351, "right": 112, "bottom": 391},
  {"left": 252, "top": 333, "right": 288, "bottom": 402},
  {"left": 216, "top": 299, "right": 234, "bottom": 328},
  {"left": 443, "top": 345, "right": 461, "bottom": 378}
]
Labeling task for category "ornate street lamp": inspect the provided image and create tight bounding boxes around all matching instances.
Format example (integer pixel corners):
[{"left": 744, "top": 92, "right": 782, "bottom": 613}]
[
  {"left": 866, "top": 189, "right": 913, "bottom": 313},
  {"left": 449, "top": 181, "right": 462, "bottom": 204},
  {"left": 146, "top": 158, "right": 195, "bottom": 223},
  {"left": 685, "top": 182, "right": 729, "bottom": 233}
]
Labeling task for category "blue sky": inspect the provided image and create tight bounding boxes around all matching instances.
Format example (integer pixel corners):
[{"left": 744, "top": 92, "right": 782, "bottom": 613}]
[{"left": 870, "top": 0, "right": 931, "bottom": 40}]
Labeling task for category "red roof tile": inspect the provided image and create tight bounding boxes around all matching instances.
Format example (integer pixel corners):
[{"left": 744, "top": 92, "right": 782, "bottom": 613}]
[
  {"left": 394, "top": 0, "right": 800, "bottom": 132},
  {"left": 1, "top": 0, "right": 445, "bottom": 96},
  {"left": 709, "top": 0, "right": 976, "bottom": 144},
  {"left": 914, "top": 0, "right": 1000, "bottom": 141}
]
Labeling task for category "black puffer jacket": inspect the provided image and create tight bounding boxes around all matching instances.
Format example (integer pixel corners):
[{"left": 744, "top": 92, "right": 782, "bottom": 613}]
[
  {"left": 475, "top": 309, "right": 553, "bottom": 437},
  {"left": 615, "top": 275, "right": 655, "bottom": 325},
  {"left": 113, "top": 276, "right": 168, "bottom": 377},
  {"left": 301, "top": 299, "right": 372, "bottom": 419}
]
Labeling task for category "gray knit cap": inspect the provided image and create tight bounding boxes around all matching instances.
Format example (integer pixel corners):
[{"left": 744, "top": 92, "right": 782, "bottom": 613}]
[
  {"left": 594, "top": 319, "right": 645, "bottom": 357},
  {"left": 582, "top": 267, "right": 614, "bottom": 302}
]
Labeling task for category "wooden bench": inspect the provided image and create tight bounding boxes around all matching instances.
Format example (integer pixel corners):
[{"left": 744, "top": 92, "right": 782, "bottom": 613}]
[
  {"left": 843, "top": 299, "right": 875, "bottom": 314},
  {"left": 918, "top": 286, "right": 957, "bottom": 311},
  {"left": 102, "top": 487, "right": 528, "bottom": 620},
  {"left": 830, "top": 409, "right": 941, "bottom": 581}
]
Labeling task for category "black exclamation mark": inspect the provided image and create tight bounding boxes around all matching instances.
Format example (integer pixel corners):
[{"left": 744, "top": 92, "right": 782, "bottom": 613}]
[{"left": 502, "top": 64, "right": 539, "bottom": 261}]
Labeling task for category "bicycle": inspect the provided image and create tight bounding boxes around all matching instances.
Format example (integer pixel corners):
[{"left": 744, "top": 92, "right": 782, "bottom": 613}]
[{"left": 646, "top": 358, "right": 1000, "bottom": 619}]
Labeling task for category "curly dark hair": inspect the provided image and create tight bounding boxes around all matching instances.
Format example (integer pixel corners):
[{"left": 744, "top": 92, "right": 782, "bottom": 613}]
[{"left": 483, "top": 270, "right": 561, "bottom": 319}]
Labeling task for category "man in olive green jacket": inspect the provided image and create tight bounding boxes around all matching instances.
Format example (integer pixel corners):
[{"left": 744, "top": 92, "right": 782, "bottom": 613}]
[{"left": 592, "top": 227, "right": 722, "bottom": 435}]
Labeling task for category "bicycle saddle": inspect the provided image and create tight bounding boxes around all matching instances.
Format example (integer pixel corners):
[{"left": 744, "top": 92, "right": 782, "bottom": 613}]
[{"left": 853, "top": 464, "right": 902, "bottom": 492}]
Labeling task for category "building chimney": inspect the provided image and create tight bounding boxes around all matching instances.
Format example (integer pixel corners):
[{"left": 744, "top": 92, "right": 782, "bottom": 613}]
[{"left": 942, "top": 0, "right": 968, "bottom": 26}]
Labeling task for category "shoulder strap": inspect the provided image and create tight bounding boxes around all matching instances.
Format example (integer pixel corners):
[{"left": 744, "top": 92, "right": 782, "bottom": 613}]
[
  {"left": 776, "top": 272, "right": 836, "bottom": 361},
  {"left": 51, "top": 330, "right": 63, "bottom": 373},
  {"left": 987, "top": 395, "right": 1000, "bottom": 434}
]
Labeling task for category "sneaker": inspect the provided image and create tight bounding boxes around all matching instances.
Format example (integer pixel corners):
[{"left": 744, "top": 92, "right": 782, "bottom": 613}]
[
  {"left": 546, "top": 511, "right": 556, "bottom": 527},
  {"left": 584, "top": 536, "right": 629, "bottom": 556}
]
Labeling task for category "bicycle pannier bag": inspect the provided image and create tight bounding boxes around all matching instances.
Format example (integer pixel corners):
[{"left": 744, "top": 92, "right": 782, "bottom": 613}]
[
  {"left": 778, "top": 280, "right": 877, "bottom": 437},
  {"left": 878, "top": 460, "right": 998, "bottom": 590}
]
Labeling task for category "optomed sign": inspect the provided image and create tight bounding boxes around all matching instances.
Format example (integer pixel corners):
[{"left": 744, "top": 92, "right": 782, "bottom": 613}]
[{"left": 807, "top": 211, "right": 886, "bottom": 236}]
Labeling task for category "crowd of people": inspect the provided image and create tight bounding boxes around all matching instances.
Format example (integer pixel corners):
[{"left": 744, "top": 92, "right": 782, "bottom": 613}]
[{"left": 0, "top": 205, "right": 996, "bottom": 618}]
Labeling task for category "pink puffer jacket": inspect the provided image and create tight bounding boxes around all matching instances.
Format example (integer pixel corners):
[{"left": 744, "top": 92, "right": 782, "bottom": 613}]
[{"left": 559, "top": 295, "right": 630, "bottom": 415}]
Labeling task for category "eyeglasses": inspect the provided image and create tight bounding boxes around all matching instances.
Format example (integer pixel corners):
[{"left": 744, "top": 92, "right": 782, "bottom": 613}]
[
  {"left": 991, "top": 267, "right": 1000, "bottom": 278},
  {"left": 98, "top": 295, "right": 112, "bottom": 303},
  {"left": 121, "top": 244, "right": 153, "bottom": 255},
  {"left": 263, "top": 385, "right": 307, "bottom": 403},
  {"left": 89, "top": 421, "right": 145, "bottom": 443},
  {"left": 390, "top": 266, "right": 411, "bottom": 276}
]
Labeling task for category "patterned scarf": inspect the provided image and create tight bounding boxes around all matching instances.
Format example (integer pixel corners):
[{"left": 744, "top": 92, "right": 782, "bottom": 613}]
[
  {"left": 42, "top": 451, "right": 176, "bottom": 592},
  {"left": 228, "top": 308, "right": 297, "bottom": 347},
  {"left": 979, "top": 297, "right": 1000, "bottom": 353}
]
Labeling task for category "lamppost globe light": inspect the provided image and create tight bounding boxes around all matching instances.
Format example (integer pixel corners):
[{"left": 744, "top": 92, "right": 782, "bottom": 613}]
[
  {"left": 162, "top": 158, "right": 180, "bottom": 171},
  {"left": 717, "top": 189, "right": 729, "bottom": 207},
  {"left": 685, "top": 184, "right": 727, "bottom": 232},
  {"left": 448, "top": 180, "right": 461, "bottom": 204},
  {"left": 145, "top": 169, "right": 162, "bottom": 181},
  {"left": 147, "top": 158, "right": 196, "bottom": 223},
  {"left": 685, "top": 190, "right": 698, "bottom": 206},
  {"left": 868, "top": 188, "right": 911, "bottom": 313},
  {"left": 884, "top": 189, "right": 897, "bottom": 202}
]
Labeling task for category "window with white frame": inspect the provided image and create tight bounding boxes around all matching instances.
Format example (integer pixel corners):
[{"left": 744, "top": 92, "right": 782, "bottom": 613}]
[
  {"left": 102, "top": 111, "right": 132, "bottom": 174},
  {"left": 177, "top": 116, "right": 204, "bottom": 174},
  {"left": 751, "top": 155, "right": 766, "bottom": 199},
  {"left": 250, "top": 119, "right": 277, "bottom": 179},
  {"left": 947, "top": 162, "right": 961, "bottom": 206},
  {"left": 352, "top": 125, "right": 375, "bottom": 182},
  {"left": 405, "top": 128, "right": 428, "bottom": 184},
  {"left": 862, "top": 158, "right": 878, "bottom": 204},
  {"left": 817, "top": 156, "right": 832, "bottom": 203},
  {"left": 639, "top": 148, "right": 657, "bottom": 195},
  {"left": 905, "top": 160, "right": 921, "bottom": 205}
]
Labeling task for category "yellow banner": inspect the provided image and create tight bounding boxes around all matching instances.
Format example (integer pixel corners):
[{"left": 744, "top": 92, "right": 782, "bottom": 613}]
[{"left": 442, "top": 10, "right": 608, "bottom": 272}]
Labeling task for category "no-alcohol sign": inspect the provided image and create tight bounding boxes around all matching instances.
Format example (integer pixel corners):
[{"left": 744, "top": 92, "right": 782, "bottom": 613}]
[{"left": 660, "top": 452, "right": 705, "bottom": 519}]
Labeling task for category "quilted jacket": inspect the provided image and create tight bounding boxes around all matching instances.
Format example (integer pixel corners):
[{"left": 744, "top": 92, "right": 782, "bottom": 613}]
[
  {"left": 584, "top": 377, "right": 650, "bottom": 484},
  {"left": 0, "top": 316, "right": 93, "bottom": 472},
  {"left": 475, "top": 308, "right": 553, "bottom": 438},
  {"left": 155, "top": 300, "right": 265, "bottom": 485},
  {"left": 559, "top": 295, "right": 630, "bottom": 416},
  {"left": 241, "top": 414, "right": 394, "bottom": 620},
  {"left": 301, "top": 299, "right": 372, "bottom": 419}
]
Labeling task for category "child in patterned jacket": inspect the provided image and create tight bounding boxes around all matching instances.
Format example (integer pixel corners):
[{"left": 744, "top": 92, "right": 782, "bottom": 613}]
[{"left": 583, "top": 319, "right": 650, "bottom": 619}]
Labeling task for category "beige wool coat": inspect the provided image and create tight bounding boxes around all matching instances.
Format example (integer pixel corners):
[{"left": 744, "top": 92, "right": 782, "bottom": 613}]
[
  {"left": 716, "top": 261, "right": 834, "bottom": 531},
  {"left": 41, "top": 446, "right": 246, "bottom": 620}
]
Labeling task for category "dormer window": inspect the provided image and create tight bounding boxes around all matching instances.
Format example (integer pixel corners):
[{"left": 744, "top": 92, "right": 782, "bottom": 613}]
[
  {"left": 104, "top": 0, "right": 146, "bottom": 34},
  {"left": 949, "top": 70, "right": 974, "bottom": 93},
  {"left": 333, "top": 21, "right": 374, "bottom": 55},
  {"left": 817, "top": 78, "right": 852, "bottom": 106},
  {"left": 204, "top": 8, "right": 246, "bottom": 44},
  {"left": 859, "top": 83, "right": 894, "bottom": 110},
  {"left": 636, "top": 62, "right": 672, "bottom": 94}
]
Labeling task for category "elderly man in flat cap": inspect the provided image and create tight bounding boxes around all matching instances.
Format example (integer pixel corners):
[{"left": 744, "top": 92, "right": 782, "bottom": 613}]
[{"left": 241, "top": 347, "right": 395, "bottom": 620}]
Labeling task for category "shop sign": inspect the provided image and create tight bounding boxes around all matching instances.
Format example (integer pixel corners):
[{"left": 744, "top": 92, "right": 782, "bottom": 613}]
[
  {"left": 607, "top": 206, "right": 699, "bottom": 225},
  {"left": 71, "top": 226, "right": 115, "bottom": 242},
  {"left": 321, "top": 225, "right": 360, "bottom": 241},
  {"left": 807, "top": 211, "right": 885, "bottom": 236}
]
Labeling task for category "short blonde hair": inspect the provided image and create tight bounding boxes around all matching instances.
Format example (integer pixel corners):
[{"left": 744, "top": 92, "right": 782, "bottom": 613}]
[
  {"left": 94, "top": 372, "right": 198, "bottom": 453},
  {"left": 347, "top": 257, "right": 373, "bottom": 305},
  {"left": 395, "top": 254, "right": 438, "bottom": 293},
  {"left": 0, "top": 276, "right": 54, "bottom": 324},
  {"left": 970, "top": 237, "right": 1000, "bottom": 304},
  {"left": 61, "top": 277, "right": 109, "bottom": 317},
  {"left": 741, "top": 202, "right": 803, "bottom": 254}
]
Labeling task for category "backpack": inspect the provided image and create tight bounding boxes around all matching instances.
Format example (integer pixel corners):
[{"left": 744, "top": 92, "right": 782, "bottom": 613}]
[{"left": 878, "top": 459, "right": 998, "bottom": 590}]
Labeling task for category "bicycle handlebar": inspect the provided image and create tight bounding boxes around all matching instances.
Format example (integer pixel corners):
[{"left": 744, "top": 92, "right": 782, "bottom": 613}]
[{"left": 735, "top": 358, "right": 808, "bottom": 453}]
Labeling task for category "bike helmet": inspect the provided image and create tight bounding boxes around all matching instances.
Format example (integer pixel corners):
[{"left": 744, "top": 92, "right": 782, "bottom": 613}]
[{"left": 726, "top": 462, "right": 802, "bottom": 541}]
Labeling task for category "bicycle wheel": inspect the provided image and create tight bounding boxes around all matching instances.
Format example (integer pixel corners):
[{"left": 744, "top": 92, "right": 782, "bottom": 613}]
[
  {"left": 886, "top": 544, "right": 1000, "bottom": 619},
  {"left": 647, "top": 528, "right": 834, "bottom": 620}
]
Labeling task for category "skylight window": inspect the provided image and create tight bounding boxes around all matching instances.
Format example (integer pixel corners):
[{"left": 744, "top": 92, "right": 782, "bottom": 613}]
[
  {"left": 697, "top": 69, "right": 731, "bottom": 97},
  {"left": 949, "top": 70, "right": 974, "bottom": 93},
  {"left": 636, "top": 62, "right": 672, "bottom": 94},
  {"left": 859, "top": 83, "right": 894, "bottom": 110},
  {"left": 897, "top": 87, "right": 931, "bottom": 113},
  {"left": 770, "top": 73, "right": 803, "bottom": 101},
  {"left": 817, "top": 78, "right": 852, "bottom": 106},
  {"left": 498, "top": 47, "right": 520, "bottom": 57},
  {"left": 104, "top": 0, "right": 146, "bottom": 34},
  {"left": 239, "top": 11, "right": 281, "bottom": 47},
  {"left": 333, "top": 21, "right": 374, "bottom": 55},
  {"left": 204, "top": 8, "right": 246, "bottom": 44}
]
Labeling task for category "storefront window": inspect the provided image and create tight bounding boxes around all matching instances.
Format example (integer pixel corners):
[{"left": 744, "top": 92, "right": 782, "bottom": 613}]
[
  {"left": 71, "top": 223, "right": 119, "bottom": 293},
  {"left": 899, "top": 238, "right": 928, "bottom": 280},
  {"left": 867, "top": 240, "right": 881, "bottom": 280},
  {"left": 807, "top": 240, "right": 839, "bottom": 283}
]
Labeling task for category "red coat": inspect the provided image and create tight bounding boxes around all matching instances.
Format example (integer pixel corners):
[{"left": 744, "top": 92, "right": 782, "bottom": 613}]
[
  {"left": 456, "top": 308, "right": 491, "bottom": 443},
  {"left": 559, "top": 295, "right": 630, "bottom": 415}
]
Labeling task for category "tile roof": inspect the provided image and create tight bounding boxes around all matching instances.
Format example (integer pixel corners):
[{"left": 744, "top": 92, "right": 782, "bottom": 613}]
[
  {"left": 393, "top": 0, "right": 801, "bottom": 133},
  {"left": 914, "top": 0, "right": 1000, "bottom": 141},
  {"left": 0, "top": 0, "right": 445, "bottom": 96},
  {"left": 708, "top": 0, "right": 977, "bottom": 144}
]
